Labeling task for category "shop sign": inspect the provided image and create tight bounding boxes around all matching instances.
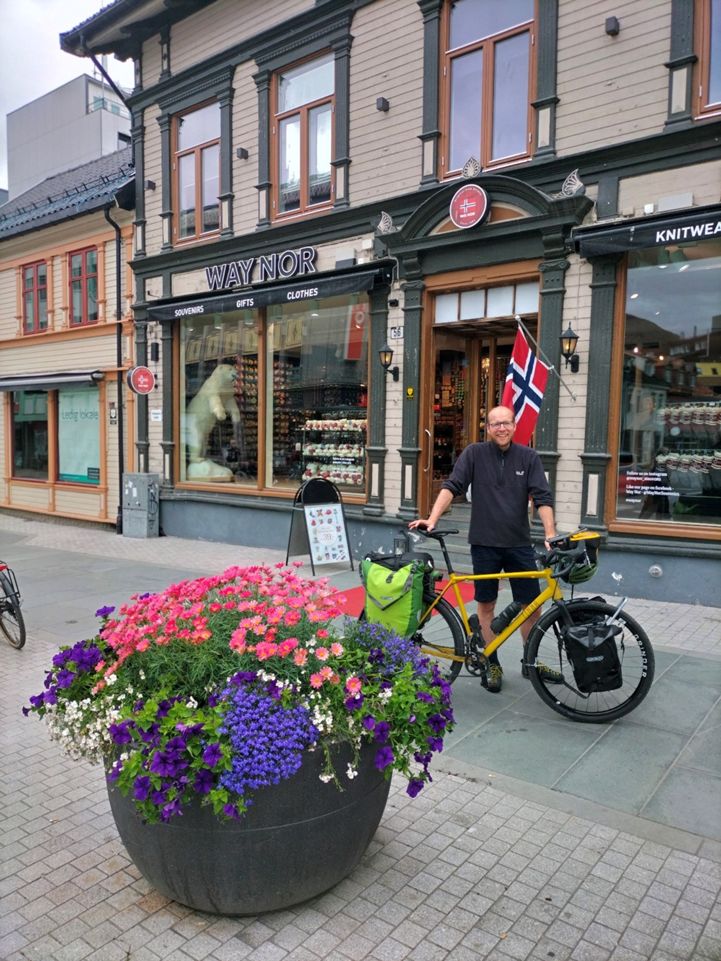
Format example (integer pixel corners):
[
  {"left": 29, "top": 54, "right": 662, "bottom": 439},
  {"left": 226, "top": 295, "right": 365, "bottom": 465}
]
[
  {"left": 147, "top": 269, "right": 383, "bottom": 322},
  {"left": 449, "top": 184, "right": 490, "bottom": 230},
  {"left": 575, "top": 205, "right": 721, "bottom": 257},
  {"left": 205, "top": 245, "right": 317, "bottom": 291},
  {"left": 126, "top": 366, "right": 156, "bottom": 394}
]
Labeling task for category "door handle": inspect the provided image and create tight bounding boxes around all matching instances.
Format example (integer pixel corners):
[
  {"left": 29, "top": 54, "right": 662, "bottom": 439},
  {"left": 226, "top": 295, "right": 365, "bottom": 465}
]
[{"left": 423, "top": 428, "right": 432, "bottom": 473}]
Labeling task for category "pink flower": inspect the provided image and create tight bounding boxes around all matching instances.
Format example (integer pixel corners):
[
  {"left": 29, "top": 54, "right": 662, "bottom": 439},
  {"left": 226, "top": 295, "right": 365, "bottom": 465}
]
[
  {"left": 330, "top": 642, "right": 344, "bottom": 656},
  {"left": 293, "top": 648, "right": 308, "bottom": 666},
  {"left": 345, "top": 676, "right": 362, "bottom": 694},
  {"left": 316, "top": 628, "right": 329, "bottom": 639},
  {"left": 315, "top": 647, "right": 329, "bottom": 661},
  {"left": 309, "top": 673, "right": 324, "bottom": 689}
]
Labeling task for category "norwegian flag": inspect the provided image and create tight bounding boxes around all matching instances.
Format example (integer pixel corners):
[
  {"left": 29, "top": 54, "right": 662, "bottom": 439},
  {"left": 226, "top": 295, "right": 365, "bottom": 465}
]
[{"left": 501, "top": 328, "right": 550, "bottom": 446}]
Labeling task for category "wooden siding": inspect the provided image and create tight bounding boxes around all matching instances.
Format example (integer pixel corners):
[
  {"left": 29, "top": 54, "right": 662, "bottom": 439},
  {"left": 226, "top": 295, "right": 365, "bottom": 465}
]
[
  {"left": 231, "top": 60, "right": 261, "bottom": 237},
  {"left": 556, "top": 0, "right": 671, "bottom": 155},
  {"left": 348, "top": 0, "right": 424, "bottom": 207},
  {"left": 170, "top": 0, "right": 314, "bottom": 76},
  {"left": 618, "top": 160, "right": 721, "bottom": 218},
  {"left": 143, "top": 105, "right": 164, "bottom": 255},
  {"left": 555, "top": 258, "right": 594, "bottom": 533}
]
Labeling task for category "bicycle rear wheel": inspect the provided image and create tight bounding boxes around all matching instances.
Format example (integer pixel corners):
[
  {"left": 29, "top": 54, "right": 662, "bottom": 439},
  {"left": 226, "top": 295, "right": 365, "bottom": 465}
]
[
  {"left": 413, "top": 594, "right": 466, "bottom": 683},
  {"left": 525, "top": 599, "right": 654, "bottom": 723},
  {"left": 0, "top": 571, "right": 26, "bottom": 649}
]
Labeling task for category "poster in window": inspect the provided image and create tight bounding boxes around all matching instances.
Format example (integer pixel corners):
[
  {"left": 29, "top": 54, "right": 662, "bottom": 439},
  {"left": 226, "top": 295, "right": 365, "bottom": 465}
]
[
  {"left": 303, "top": 504, "right": 350, "bottom": 565},
  {"left": 58, "top": 388, "right": 100, "bottom": 484}
]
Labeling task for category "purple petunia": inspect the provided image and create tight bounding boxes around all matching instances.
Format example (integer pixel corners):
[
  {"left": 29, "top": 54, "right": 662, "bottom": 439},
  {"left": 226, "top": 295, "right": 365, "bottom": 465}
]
[
  {"left": 374, "top": 746, "right": 395, "bottom": 771},
  {"left": 202, "top": 743, "right": 223, "bottom": 767},
  {"left": 95, "top": 605, "right": 116, "bottom": 619},
  {"left": 406, "top": 778, "right": 425, "bottom": 798}
]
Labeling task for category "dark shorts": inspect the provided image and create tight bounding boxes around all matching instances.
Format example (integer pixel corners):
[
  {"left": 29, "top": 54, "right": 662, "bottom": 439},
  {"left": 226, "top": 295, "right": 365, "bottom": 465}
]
[{"left": 470, "top": 545, "right": 541, "bottom": 604}]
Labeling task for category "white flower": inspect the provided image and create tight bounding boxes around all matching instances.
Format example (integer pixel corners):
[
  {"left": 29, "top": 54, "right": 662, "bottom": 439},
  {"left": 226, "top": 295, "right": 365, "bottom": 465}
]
[{"left": 346, "top": 764, "right": 357, "bottom": 780}]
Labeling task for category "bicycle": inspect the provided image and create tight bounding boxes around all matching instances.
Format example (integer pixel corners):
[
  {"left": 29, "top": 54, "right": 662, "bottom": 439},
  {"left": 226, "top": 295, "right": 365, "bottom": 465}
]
[
  {"left": 363, "top": 529, "right": 654, "bottom": 723},
  {"left": 0, "top": 561, "right": 26, "bottom": 649}
]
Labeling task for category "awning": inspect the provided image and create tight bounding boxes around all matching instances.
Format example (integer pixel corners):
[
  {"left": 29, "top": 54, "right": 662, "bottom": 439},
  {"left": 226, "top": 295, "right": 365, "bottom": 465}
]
[
  {"left": 147, "top": 267, "right": 389, "bottom": 322},
  {"left": 573, "top": 204, "right": 721, "bottom": 257},
  {"left": 0, "top": 371, "right": 105, "bottom": 391}
]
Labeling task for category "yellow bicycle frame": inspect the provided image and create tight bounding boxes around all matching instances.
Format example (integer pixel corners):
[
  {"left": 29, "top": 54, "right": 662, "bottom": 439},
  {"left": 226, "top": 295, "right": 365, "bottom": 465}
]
[{"left": 422, "top": 567, "right": 565, "bottom": 661}]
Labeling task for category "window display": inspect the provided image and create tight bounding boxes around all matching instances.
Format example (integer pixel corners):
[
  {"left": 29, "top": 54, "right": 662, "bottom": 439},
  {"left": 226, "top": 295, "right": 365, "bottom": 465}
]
[
  {"left": 617, "top": 238, "right": 721, "bottom": 525},
  {"left": 179, "top": 293, "right": 368, "bottom": 493},
  {"left": 11, "top": 390, "right": 48, "bottom": 479}
]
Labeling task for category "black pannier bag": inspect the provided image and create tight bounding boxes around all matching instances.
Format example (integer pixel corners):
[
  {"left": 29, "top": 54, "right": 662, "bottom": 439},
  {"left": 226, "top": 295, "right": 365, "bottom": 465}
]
[{"left": 562, "top": 620, "right": 624, "bottom": 693}]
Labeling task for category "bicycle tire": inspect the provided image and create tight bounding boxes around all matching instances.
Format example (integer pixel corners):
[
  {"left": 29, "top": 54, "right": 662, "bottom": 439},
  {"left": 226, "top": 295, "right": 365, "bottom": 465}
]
[
  {"left": 0, "top": 571, "right": 26, "bottom": 649},
  {"left": 358, "top": 594, "right": 466, "bottom": 683},
  {"left": 414, "top": 593, "right": 466, "bottom": 683},
  {"left": 525, "top": 599, "right": 654, "bottom": 723}
]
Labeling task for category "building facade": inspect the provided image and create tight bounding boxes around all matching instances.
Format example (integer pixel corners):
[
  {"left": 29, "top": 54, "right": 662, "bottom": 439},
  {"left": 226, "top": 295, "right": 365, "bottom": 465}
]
[
  {"left": 0, "top": 149, "right": 136, "bottom": 528},
  {"left": 59, "top": 0, "right": 720, "bottom": 604}
]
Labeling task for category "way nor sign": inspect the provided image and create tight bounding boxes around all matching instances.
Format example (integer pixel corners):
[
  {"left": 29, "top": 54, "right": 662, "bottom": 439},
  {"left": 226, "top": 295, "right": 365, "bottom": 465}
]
[{"left": 205, "top": 246, "right": 317, "bottom": 291}]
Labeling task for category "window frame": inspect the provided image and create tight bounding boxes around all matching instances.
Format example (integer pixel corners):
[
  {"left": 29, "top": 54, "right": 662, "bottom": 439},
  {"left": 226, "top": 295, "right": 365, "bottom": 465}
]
[
  {"left": 695, "top": 0, "right": 721, "bottom": 117},
  {"left": 439, "top": 0, "right": 536, "bottom": 177},
  {"left": 270, "top": 52, "right": 336, "bottom": 221},
  {"left": 171, "top": 99, "right": 221, "bottom": 244},
  {"left": 68, "top": 247, "right": 98, "bottom": 328},
  {"left": 22, "top": 261, "right": 48, "bottom": 335}
]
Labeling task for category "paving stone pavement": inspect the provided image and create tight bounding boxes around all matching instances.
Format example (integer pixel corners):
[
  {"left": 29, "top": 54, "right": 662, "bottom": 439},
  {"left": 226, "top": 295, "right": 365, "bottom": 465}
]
[{"left": 1, "top": 511, "right": 720, "bottom": 961}]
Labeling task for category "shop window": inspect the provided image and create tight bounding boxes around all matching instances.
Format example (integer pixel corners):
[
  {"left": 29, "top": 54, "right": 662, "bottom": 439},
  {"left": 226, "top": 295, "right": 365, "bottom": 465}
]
[
  {"left": 22, "top": 262, "right": 48, "bottom": 334},
  {"left": 273, "top": 54, "right": 334, "bottom": 218},
  {"left": 11, "top": 391, "right": 49, "bottom": 479},
  {"left": 441, "top": 0, "right": 535, "bottom": 175},
  {"left": 69, "top": 248, "right": 98, "bottom": 326},
  {"left": 11, "top": 387, "right": 101, "bottom": 485},
  {"left": 696, "top": 0, "right": 721, "bottom": 116},
  {"left": 57, "top": 387, "right": 100, "bottom": 485},
  {"left": 178, "top": 294, "right": 369, "bottom": 494},
  {"left": 616, "top": 238, "right": 721, "bottom": 527},
  {"left": 173, "top": 101, "right": 220, "bottom": 241}
]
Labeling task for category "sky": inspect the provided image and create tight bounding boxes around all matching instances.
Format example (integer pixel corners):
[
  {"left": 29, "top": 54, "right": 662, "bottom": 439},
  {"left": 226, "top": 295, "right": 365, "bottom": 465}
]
[{"left": 0, "top": 0, "right": 135, "bottom": 192}]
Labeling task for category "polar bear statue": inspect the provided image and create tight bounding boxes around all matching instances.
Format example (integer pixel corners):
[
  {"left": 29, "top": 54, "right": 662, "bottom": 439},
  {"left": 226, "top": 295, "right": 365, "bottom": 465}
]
[{"left": 186, "top": 364, "right": 240, "bottom": 480}]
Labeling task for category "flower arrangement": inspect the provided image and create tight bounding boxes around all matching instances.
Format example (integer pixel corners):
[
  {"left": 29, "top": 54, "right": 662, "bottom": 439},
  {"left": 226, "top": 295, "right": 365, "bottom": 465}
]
[{"left": 25, "top": 564, "right": 453, "bottom": 824}]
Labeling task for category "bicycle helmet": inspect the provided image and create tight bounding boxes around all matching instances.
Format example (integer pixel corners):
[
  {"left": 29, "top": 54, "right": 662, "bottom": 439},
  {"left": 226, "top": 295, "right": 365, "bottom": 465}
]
[{"left": 563, "top": 531, "right": 600, "bottom": 584}]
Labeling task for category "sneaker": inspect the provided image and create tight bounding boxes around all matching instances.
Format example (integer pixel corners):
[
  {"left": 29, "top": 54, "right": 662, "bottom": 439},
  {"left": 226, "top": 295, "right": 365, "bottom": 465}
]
[
  {"left": 485, "top": 663, "right": 503, "bottom": 693},
  {"left": 522, "top": 660, "right": 563, "bottom": 684}
]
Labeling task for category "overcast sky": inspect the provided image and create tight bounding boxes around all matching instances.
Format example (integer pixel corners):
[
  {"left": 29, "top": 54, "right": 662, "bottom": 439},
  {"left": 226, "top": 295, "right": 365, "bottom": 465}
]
[{"left": 0, "top": 0, "right": 135, "bottom": 192}]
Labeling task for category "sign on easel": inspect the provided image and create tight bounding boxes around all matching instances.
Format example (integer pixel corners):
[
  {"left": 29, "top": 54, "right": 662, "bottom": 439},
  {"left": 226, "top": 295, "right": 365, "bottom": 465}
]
[{"left": 286, "top": 478, "right": 353, "bottom": 575}]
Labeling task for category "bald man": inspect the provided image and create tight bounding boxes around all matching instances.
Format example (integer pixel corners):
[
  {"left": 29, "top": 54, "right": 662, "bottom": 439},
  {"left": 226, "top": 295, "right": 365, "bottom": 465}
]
[{"left": 410, "top": 406, "right": 558, "bottom": 693}]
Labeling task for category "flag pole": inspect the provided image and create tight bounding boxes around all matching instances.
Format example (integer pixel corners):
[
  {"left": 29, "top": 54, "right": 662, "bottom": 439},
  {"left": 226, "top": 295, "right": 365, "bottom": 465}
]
[{"left": 514, "top": 315, "right": 577, "bottom": 402}]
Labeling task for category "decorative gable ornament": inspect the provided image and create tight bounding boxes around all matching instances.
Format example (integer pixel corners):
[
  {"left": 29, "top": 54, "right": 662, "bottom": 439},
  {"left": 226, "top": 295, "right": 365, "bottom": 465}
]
[
  {"left": 462, "top": 157, "right": 482, "bottom": 179},
  {"left": 556, "top": 169, "right": 586, "bottom": 198},
  {"left": 376, "top": 210, "right": 396, "bottom": 234}
]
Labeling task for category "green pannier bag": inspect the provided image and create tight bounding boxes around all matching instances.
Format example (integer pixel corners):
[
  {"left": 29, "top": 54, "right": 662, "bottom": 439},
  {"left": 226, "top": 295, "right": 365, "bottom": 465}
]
[{"left": 360, "top": 551, "right": 437, "bottom": 637}]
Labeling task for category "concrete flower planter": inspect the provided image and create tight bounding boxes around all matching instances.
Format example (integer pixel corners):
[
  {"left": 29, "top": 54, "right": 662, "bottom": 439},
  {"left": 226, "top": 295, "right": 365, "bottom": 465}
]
[{"left": 107, "top": 740, "right": 391, "bottom": 915}]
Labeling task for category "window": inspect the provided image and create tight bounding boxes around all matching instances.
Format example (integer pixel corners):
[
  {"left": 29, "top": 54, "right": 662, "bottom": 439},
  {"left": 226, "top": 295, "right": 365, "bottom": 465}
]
[
  {"left": 273, "top": 54, "right": 334, "bottom": 217},
  {"left": 173, "top": 101, "right": 220, "bottom": 241},
  {"left": 69, "top": 248, "right": 98, "bottom": 326},
  {"left": 441, "top": 0, "right": 535, "bottom": 175},
  {"left": 22, "top": 262, "right": 48, "bottom": 334},
  {"left": 10, "top": 386, "right": 100, "bottom": 486},
  {"left": 616, "top": 238, "right": 721, "bottom": 527},
  {"left": 697, "top": 0, "right": 721, "bottom": 116},
  {"left": 179, "top": 294, "right": 369, "bottom": 492}
]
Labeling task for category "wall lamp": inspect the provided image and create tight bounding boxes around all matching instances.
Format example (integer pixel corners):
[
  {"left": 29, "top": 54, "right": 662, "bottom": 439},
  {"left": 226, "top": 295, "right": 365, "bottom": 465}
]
[
  {"left": 379, "top": 342, "right": 399, "bottom": 381},
  {"left": 560, "top": 326, "right": 580, "bottom": 373},
  {"left": 236, "top": 147, "right": 249, "bottom": 160},
  {"left": 143, "top": 179, "right": 156, "bottom": 191},
  {"left": 376, "top": 97, "right": 390, "bottom": 112}
]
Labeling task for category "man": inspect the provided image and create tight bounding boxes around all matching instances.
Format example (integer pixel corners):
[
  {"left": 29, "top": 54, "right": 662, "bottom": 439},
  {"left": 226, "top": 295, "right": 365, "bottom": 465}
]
[{"left": 409, "top": 406, "right": 558, "bottom": 693}]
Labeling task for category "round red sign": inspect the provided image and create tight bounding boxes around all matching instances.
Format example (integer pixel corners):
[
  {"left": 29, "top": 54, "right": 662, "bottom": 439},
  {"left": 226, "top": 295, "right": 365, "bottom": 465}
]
[
  {"left": 126, "top": 366, "right": 156, "bottom": 395},
  {"left": 449, "top": 184, "right": 489, "bottom": 230}
]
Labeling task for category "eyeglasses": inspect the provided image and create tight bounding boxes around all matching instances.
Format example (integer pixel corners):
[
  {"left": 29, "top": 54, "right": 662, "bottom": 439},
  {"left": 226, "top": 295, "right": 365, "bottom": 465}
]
[{"left": 488, "top": 421, "right": 514, "bottom": 430}]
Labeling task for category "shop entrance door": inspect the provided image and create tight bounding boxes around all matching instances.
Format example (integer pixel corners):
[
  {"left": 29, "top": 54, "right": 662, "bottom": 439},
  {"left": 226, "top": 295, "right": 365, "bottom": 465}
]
[{"left": 424, "top": 328, "right": 516, "bottom": 508}]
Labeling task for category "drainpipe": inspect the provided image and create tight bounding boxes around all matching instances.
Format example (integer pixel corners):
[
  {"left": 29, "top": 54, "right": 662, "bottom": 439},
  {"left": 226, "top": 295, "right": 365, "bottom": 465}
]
[{"left": 104, "top": 204, "right": 125, "bottom": 534}]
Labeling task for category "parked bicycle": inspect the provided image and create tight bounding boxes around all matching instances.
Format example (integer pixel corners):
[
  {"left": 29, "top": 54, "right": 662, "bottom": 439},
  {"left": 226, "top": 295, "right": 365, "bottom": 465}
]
[
  {"left": 361, "top": 529, "right": 654, "bottom": 723},
  {"left": 0, "top": 561, "right": 26, "bottom": 649}
]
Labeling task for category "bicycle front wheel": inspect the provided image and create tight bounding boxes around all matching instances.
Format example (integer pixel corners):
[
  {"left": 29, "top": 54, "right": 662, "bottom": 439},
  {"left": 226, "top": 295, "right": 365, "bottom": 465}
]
[
  {"left": 414, "top": 594, "right": 466, "bottom": 683},
  {"left": 525, "top": 600, "right": 654, "bottom": 723},
  {"left": 0, "top": 572, "right": 26, "bottom": 649}
]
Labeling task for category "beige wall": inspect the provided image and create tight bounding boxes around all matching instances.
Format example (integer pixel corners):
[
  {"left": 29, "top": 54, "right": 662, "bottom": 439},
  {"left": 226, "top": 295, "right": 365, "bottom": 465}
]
[
  {"left": 170, "top": 0, "right": 313, "bottom": 76},
  {"left": 142, "top": 105, "right": 164, "bottom": 255},
  {"left": 348, "top": 0, "right": 424, "bottom": 206},
  {"left": 618, "top": 160, "right": 721, "bottom": 219},
  {"left": 556, "top": 0, "right": 671, "bottom": 155}
]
